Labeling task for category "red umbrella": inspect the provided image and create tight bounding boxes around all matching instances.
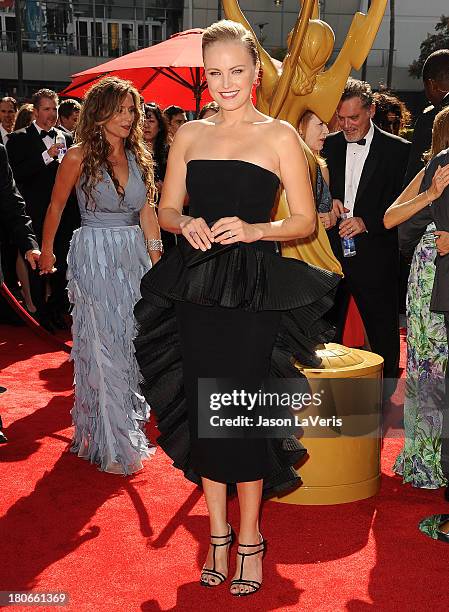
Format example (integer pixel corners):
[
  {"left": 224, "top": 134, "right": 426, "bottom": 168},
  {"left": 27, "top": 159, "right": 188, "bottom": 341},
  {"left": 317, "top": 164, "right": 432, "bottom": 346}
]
[{"left": 59, "top": 29, "right": 213, "bottom": 113}]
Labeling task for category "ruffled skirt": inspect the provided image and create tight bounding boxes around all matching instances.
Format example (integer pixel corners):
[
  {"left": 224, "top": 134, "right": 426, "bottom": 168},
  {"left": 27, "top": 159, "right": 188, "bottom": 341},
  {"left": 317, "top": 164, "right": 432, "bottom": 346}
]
[
  {"left": 134, "top": 242, "right": 339, "bottom": 496},
  {"left": 67, "top": 225, "right": 156, "bottom": 475}
]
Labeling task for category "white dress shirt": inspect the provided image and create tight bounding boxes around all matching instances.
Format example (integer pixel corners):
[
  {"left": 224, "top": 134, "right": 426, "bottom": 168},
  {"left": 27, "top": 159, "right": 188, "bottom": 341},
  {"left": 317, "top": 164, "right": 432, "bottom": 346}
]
[
  {"left": 0, "top": 123, "right": 10, "bottom": 145},
  {"left": 344, "top": 121, "right": 375, "bottom": 217},
  {"left": 33, "top": 120, "right": 66, "bottom": 166}
]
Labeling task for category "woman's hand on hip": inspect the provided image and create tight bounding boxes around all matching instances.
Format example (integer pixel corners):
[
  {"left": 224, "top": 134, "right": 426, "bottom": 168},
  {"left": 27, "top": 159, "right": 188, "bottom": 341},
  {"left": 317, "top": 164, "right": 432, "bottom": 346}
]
[
  {"left": 434, "top": 230, "right": 449, "bottom": 256},
  {"left": 211, "top": 217, "right": 264, "bottom": 244},
  {"left": 179, "top": 216, "right": 214, "bottom": 251}
]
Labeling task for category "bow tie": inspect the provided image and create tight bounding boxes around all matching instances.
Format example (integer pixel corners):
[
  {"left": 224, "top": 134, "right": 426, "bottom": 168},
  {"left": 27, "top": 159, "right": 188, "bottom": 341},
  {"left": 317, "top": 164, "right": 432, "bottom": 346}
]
[
  {"left": 355, "top": 138, "right": 366, "bottom": 146},
  {"left": 40, "top": 129, "right": 56, "bottom": 139}
]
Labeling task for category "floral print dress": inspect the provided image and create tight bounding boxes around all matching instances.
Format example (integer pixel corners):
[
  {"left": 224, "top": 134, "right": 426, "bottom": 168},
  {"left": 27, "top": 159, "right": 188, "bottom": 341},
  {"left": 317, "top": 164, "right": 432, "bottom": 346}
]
[{"left": 394, "top": 224, "right": 448, "bottom": 488}]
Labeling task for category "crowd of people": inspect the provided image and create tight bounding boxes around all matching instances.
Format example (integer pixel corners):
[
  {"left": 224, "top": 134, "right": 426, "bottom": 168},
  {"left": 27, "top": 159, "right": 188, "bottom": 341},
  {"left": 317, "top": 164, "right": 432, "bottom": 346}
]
[{"left": 1, "top": 17, "right": 449, "bottom": 595}]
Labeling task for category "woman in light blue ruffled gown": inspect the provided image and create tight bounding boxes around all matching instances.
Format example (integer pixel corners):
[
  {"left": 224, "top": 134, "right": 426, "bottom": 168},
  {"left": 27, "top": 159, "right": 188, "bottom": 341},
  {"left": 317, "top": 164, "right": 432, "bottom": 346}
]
[{"left": 39, "top": 77, "right": 162, "bottom": 474}]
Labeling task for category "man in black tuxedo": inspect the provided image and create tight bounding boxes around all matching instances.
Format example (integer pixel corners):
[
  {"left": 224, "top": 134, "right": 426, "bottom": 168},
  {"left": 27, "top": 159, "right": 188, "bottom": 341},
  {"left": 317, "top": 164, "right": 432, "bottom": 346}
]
[
  {"left": 323, "top": 78, "right": 410, "bottom": 389},
  {"left": 0, "top": 143, "right": 40, "bottom": 442},
  {"left": 404, "top": 49, "right": 449, "bottom": 186},
  {"left": 6, "top": 88, "right": 80, "bottom": 331}
]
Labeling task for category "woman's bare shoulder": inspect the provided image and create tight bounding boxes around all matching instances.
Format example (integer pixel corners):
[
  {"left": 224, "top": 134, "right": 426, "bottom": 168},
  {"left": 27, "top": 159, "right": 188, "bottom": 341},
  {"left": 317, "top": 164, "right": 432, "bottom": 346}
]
[
  {"left": 168, "top": 120, "right": 210, "bottom": 156},
  {"left": 59, "top": 145, "right": 84, "bottom": 185},
  {"left": 271, "top": 118, "right": 299, "bottom": 138},
  {"left": 175, "top": 120, "right": 209, "bottom": 139},
  {"left": 262, "top": 119, "right": 302, "bottom": 159},
  {"left": 65, "top": 144, "right": 84, "bottom": 164}
]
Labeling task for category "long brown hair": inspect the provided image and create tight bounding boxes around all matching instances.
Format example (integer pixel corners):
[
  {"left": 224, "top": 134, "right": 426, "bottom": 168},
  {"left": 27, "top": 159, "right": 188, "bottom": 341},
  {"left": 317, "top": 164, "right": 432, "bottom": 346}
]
[
  {"left": 424, "top": 106, "right": 449, "bottom": 162},
  {"left": 373, "top": 91, "right": 411, "bottom": 136},
  {"left": 75, "top": 76, "right": 155, "bottom": 207},
  {"left": 14, "top": 103, "right": 34, "bottom": 130}
]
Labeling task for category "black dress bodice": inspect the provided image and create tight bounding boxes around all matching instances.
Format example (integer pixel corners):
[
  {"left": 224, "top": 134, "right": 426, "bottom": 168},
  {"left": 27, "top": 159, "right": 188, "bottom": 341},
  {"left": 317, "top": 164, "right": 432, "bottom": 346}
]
[
  {"left": 186, "top": 159, "right": 280, "bottom": 225},
  {"left": 141, "top": 160, "right": 338, "bottom": 312}
]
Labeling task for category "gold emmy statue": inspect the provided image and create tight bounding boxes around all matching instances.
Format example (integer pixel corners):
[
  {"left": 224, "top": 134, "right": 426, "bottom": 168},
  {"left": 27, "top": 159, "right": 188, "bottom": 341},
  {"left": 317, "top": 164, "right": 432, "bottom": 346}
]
[
  {"left": 223, "top": 0, "right": 387, "bottom": 274},
  {"left": 223, "top": 0, "right": 387, "bottom": 504}
]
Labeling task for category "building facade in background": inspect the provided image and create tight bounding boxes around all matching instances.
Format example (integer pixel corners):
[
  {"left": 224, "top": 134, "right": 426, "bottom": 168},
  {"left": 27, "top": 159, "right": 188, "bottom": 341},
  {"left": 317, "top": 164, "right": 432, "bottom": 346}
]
[
  {"left": 325, "top": 0, "right": 448, "bottom": 92},
  {"left": 0, "top": 0, "right": 183, "bottom": 97},
  {"left": 0, "top": 1, "right": 447, "bottom": 104}
]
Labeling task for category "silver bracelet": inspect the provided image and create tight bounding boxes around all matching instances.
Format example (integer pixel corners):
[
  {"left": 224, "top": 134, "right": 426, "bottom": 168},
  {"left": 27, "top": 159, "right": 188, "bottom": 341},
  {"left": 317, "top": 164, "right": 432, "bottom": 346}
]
[{"left": 146, "top": 238, "right": 163, "bottom": 253}]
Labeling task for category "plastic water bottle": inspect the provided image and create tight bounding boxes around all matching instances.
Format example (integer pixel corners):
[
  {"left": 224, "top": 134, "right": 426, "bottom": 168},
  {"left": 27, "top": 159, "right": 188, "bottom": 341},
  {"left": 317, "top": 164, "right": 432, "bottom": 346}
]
[
  {"left": 340, "top": 213, "right": 356, "bottom": 257},
  {"left": 55, "top": 134, "right": 67, "bottom": 162}
]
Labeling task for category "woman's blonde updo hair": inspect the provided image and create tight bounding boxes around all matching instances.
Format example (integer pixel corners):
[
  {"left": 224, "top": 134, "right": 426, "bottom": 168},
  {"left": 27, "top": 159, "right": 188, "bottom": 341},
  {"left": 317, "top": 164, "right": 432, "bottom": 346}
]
[
  {"left": 202, "top": 20, "right": 260, "bottom": 67},
  {"left": 75, "top": 76, "right": 155, "bottom": 208},
  {"left": 424, "top": 106, "right": 449, "bottom": 162}
]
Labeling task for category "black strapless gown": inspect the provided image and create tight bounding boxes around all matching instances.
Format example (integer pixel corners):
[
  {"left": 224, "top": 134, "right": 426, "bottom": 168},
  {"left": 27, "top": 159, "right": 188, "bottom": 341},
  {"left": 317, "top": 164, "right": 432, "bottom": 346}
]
[{"left": 134, "top": 160, "right": 340, "bottom": 497}]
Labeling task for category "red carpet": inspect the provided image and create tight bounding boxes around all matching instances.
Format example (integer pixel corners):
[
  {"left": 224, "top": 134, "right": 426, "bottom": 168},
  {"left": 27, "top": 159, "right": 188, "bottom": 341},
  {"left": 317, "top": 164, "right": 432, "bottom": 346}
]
[{"left": 1, "top": 324, "right": 449, "bottom": 611}]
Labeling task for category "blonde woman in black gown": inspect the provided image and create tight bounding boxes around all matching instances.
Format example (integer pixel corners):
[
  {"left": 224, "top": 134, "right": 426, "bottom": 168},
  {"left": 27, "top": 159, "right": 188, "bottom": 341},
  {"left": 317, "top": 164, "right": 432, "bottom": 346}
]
[{"left": 134, "top": 20, "right": 339, "bottom": 596}]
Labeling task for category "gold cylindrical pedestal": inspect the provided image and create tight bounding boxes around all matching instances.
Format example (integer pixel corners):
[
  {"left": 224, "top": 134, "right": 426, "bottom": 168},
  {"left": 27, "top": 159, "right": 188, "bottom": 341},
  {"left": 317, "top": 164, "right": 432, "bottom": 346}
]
[{"left": 273, "top": 343, "right": 383, "bottom": 505}]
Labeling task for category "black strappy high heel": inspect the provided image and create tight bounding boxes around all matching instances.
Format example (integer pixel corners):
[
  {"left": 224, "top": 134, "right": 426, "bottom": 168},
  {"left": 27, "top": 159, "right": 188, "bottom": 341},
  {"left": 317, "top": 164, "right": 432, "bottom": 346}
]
[
  {"left": 200, "top": 524, "right": 235, "bottom": 587},
  {"left": 230, "top": 535, "right": 267, "bottom": 596}
]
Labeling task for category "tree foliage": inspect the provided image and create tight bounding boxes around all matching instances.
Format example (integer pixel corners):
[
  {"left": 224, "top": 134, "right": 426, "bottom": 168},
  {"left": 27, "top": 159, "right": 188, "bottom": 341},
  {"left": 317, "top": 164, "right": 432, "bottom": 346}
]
[{"left": 409, "top": 15, "right": 449, "bottom": 78}]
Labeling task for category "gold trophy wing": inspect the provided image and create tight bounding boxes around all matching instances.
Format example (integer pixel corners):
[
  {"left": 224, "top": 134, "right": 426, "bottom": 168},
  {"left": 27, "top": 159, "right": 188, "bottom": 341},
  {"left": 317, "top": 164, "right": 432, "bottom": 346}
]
[{"left": 308, "top": 0, "right": 388, "bottom": 122}]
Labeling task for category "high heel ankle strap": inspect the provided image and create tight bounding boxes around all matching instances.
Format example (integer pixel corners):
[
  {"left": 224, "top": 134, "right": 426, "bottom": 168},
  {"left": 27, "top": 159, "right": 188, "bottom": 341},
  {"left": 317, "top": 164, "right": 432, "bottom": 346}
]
[
  {"left": 236, "top": 548, "right": 265, "bottom": 557},
  {"left": 210, "top": 537, "right": 233, "bottom": 547},
  {"left": 236, "top": 539, "right": 266, "bottom": 557},
  {"left": 237, "top": 536, "right": 266, "bottom": 548},
  {"left": 210, "top": 526, "right": 234, "bottom": 546}
]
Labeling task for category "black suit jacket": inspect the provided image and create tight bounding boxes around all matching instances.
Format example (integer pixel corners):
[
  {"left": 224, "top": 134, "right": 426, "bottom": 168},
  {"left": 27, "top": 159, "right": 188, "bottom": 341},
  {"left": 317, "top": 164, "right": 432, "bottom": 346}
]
[
  {"left": 323, "top": 125, "right": 410, "bottom": 288},
  {"left": 6, "top": 123, "right": 79, "bottom": 240},
  {"left": 57, "top": 125, "right": 73, "bottom": 138},
  {"left": 404, "top": 92, "right": 449, "bottom": 186},
  {"left": 0, "top": 145, "right": 38, "bottom": 284}
]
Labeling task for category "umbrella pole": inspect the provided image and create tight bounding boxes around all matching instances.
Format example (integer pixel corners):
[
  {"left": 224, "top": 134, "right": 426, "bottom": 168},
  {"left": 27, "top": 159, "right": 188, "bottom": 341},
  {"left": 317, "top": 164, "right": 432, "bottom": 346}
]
[
  {"left": 195, "top": 93, "right": 201, "bottom": 118},
  {"left": 194, "top": 67, "right": 202, "bottom": 118}
]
